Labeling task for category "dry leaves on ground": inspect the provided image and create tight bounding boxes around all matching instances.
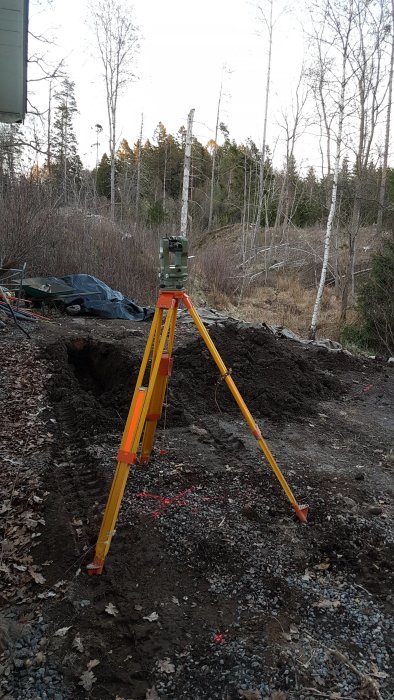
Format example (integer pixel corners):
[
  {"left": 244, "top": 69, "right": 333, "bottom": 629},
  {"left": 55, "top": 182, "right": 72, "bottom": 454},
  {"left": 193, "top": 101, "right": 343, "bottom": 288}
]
[
  {"left": 271, "top": 692, "right": 287, "bottom": 700},
  {"left": 79, "top": 669, "right": 97, "bottom": 691},
  {"left": 105, "top": 602, "right": 119, "bottom": 616},
  {"left": 54, "top": 626, "right": 72, "bottom": 637},
  {"left": 157, "top": 658, "right": 175, "bottom": 674},
  {"left": 72, "top": 634, "right": 84, "bottom": 652},
  {"left": 143, "top": 611, "right": 159, "bottom": 622},
  {"left": 238, "top": 690, "right": 262, "bottom": 699},
  {"left": 314, "top": 598, "right": 341, "bottom": 610},
  {"left": 146, "top": 688, "right": 160, "bottom": 700}
]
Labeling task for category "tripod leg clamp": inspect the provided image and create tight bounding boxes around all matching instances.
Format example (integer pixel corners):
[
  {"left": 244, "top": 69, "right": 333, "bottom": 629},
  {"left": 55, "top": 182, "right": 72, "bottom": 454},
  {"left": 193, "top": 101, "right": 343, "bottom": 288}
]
[{"left": 117, "top": 450, "right": 137, "bottom": 465}]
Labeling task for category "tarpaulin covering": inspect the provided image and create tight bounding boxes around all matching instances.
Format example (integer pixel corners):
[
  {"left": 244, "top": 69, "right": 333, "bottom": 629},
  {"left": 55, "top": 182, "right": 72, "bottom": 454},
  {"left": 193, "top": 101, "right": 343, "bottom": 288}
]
[{"left": 60, "top": 274, "right": 154, "bottom": 321}]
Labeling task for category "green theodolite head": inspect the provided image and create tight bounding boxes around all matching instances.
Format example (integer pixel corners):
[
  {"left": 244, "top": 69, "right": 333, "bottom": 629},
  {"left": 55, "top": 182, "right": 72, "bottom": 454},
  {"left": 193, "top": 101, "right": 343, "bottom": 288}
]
[{"left": 159, "top": 236, "right": 188, "bottom": 291}]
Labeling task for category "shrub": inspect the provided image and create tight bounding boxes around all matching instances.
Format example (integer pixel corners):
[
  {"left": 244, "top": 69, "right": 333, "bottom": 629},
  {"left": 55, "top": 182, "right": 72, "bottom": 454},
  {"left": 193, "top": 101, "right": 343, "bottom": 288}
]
[{"left": 197, "top": 241, "right": 240, "bottom": 296}]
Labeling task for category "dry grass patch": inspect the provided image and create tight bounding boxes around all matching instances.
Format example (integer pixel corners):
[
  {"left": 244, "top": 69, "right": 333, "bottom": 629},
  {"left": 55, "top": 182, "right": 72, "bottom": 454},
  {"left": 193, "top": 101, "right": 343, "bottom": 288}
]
[{"left": 205, "top": 276, "right": 344, "bottom": 340}]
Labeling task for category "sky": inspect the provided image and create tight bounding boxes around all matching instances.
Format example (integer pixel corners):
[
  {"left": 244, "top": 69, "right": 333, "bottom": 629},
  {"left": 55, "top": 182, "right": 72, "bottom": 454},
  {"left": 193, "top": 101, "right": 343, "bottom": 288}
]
[{"left": 28, "top": 0, "right": 316, "bottom": 170}]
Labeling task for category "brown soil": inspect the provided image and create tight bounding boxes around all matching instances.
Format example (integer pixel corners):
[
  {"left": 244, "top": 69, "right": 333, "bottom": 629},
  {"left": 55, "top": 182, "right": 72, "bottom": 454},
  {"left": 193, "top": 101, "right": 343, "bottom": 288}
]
[{"left": 1, "top": 316, "right": 393, "bottom": 700}]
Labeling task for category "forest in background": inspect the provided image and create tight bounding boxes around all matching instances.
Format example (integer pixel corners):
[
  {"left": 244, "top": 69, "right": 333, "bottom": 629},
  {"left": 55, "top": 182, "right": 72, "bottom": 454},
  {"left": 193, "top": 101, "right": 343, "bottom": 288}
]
[{"left": 0, "top": 0, "right": 393, "bottom": 351}]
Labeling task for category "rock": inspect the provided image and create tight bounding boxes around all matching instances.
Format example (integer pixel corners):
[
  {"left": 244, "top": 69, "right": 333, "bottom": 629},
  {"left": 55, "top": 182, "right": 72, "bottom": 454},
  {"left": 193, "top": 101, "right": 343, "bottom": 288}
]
[
  {"left": 354, "top": 472, "right": 365, "bottom": 481},
  {"left": 65, "top": 304, "right": 81, "bottom": 316},
  {"left": 368, "top": 505, "right": 383, "bottom": 515},
  {"left": 0, "top": 618, "right": 25, "bottom": 654},
  {"left": 189, "top": 424, "right": 208, "bottom": 436},
  {"left": 387, "top": 357, "right": 394, "bottom": 365},
  {"left": 238, "top": 690, "right": 262, "bottom": 699},
  {"left": 241, "top": 503, "right": 260, "bottom": 522},
  {"left": 338, "top": 494, "right": 358, "bottom": 510}
]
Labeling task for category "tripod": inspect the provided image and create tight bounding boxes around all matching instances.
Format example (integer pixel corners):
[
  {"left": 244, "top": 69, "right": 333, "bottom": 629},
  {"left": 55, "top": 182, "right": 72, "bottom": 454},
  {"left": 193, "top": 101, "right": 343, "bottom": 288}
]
[{"left": 87, "top": 238, "right": 308, "bottom": 576}]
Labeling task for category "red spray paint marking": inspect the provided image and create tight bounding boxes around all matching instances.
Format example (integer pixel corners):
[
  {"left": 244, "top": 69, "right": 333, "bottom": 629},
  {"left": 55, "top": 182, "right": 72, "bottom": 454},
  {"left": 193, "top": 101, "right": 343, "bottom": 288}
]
[
  {"left": 362, "top": 384, "right": 374, "bottom": 393},
  {"left": 135, "top": 488, "right": 194, "bottom": 518},
  {"left": 213, "top": 633, "right": 225, "bottom": 643}
]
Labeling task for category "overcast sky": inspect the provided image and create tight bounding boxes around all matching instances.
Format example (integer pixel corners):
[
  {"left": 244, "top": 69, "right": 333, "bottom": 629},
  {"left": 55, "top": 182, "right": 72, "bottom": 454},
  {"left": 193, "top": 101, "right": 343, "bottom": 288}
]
[{"left": 29, "top": 0, "right": 319, "bottom": 169}]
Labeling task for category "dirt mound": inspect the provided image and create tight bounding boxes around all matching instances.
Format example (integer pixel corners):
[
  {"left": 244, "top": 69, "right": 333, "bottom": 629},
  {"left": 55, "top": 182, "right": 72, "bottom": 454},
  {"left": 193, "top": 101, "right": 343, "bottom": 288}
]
[
  {"left": 172, "top": 324, "right": 344, "bottom": 420},
  {"left": 42, "top": 324, "right": 349, "bottom": 429}
]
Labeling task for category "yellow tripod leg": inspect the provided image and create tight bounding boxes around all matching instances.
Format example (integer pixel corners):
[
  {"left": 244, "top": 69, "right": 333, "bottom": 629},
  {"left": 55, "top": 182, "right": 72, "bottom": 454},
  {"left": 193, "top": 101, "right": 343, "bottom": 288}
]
[
  {"left": 184, "top": 294, "right": 308, "bottom": 523},
  {"left": 87, "top": 304, "right": 178, "bottom": 575},
  {"left": 87, "top": 388, "right": 148, "bottom": 575},
  {"left": 140, "top": 307, "right": 178, "bottom": 464},
  {"left": 139, "top": 353, "right": 171, "bottom": 464}
]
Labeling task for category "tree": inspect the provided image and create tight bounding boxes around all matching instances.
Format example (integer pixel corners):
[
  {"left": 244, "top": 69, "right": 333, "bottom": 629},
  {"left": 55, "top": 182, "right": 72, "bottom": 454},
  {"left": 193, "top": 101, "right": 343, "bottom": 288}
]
[
  {"left": 377, "top": 0, "right": 394, "bottom": 235},
  {"left": 275, "top": 68, "right": 309, "bottom": 237},
  {"left": 180, "top": 109, "right": 195, "bottom": 237},
  {"left": 339, "top": 0, "right": 392, "bottom": 323},
  {"left": 308, "top": 0, "right": 356, "bottom": 340},
  {"left": 91, "top": 0, "right": 139, "bottom": 219},
  {"left": 358, "top": 231, "right": 394, "bottom": 353},
  {"left": 96, "top": 153, "right": 111, "bottom": 199},
  {"left": 135, "top": 113, "right": 144, "bottom": 226},
  {"left": 0, "top": 125, "right": 23, "bottom": 185},
  {"left": 51, "top": 77, "right": 82, "bottom": 203},
  {"left": 208, "top": 74, "right": 223, "bottom": 231},
  {"left": 253, "top": 0, "right": 274, "bottom": 250},
  {"left": 116, "top": 138, "right": 135, "bottom": 218}
]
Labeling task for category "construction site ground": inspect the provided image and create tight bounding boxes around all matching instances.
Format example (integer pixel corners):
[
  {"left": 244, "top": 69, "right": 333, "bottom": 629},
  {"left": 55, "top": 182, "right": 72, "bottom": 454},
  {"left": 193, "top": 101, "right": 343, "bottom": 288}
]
[{"left": 0, "top": 314, "right": 393, "bottom": 700}]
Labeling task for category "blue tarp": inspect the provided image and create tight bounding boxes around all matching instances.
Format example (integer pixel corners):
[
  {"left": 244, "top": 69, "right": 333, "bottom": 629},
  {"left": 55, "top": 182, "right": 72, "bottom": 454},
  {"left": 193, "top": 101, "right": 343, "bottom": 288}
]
[{"left": 60, "top": 274, "right": 154, "bottom": 321}]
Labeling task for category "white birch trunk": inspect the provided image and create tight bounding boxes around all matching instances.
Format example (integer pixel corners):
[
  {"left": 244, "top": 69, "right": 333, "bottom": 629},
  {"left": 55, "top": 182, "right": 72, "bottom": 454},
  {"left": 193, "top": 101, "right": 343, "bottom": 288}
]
[
  {"left": 253, "top": 0, "right": 273, "bottom": 251},
  {"left": 309, "top": 34, "right": 349, "bottom": 340},
  {"left": 135, "top": 112, "right": 143, "bottom": 228},
  {"left": 47, "top": 81, "right": 52, "bottom": 176},
  {"left": 163, "top": 141, "right": 167, "bottom": 210},
  {"left": 208, "top": 81, "right": 222, "bottom": 231},
  {"left": 63, "top": 99, "right": 68, "bottom": 204},
  {"left": 110, "top": 106, "right": 116, "bottom": 220},
  {"left": 377, "top": 0, "right": 394, "bottom": 236},
  {"left": 180, "top": 108, "right": 195, "bottom": 238}
]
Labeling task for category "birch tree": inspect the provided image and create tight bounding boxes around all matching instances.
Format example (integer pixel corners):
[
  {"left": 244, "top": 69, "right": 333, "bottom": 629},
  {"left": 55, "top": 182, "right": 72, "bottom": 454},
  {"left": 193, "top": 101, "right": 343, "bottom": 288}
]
[
  {"left": 91, "top": 0, "right": 139, "bottom": 220},
  {"left": 180, "top": 109, "right": 195, "bottom": 238},
  {"left": 253, "top": 0, "right": 274, "bottom": 252},
  {"left": 308, "top": 0, "right": 355, "bottom": 340},
  {"left": 275, "top": 69, "right": 309, "bottom": 240},
  {"left": 208, "top": 78, "right": 223, "bottom": 231},
  {"left": 135, "top": 112, "right": 143, "bottom": 227},
  {"left": 376, "top": 0, "right": 394, "bottom": 236},
  {"left": 340, "top": 0, "right": 391, "bottom": 322}
]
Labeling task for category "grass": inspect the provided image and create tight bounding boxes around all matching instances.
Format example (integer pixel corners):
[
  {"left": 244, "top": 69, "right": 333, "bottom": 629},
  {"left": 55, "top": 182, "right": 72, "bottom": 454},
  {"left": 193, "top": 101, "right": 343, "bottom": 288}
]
[{"left": 205, "top": 276, "right": 347, "bottom": 340}]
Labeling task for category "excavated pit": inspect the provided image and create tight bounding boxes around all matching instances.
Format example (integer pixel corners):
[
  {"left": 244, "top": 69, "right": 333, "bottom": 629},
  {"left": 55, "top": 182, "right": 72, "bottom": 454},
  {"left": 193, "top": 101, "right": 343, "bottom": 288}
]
[{"left": 47, "top": 324, "right": 349, "bottom": 438}]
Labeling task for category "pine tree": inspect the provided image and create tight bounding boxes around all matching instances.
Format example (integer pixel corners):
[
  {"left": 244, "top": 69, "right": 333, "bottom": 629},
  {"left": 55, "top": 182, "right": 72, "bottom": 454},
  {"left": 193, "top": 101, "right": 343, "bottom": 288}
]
[
  {"left": 116, "top": 139, "right": 135, "bottom": 218},
  {"left": 51, "top": 77, "right": 82, "bottom": 203},
  {"left": 358, "top": 232, "right": 394, "bottom": 354},
  {"left": 96, "top": 153, "right": 111, "bottom": 199},
  {"left": 0, "top": 124, "right": 23, "bottom": 184}
]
